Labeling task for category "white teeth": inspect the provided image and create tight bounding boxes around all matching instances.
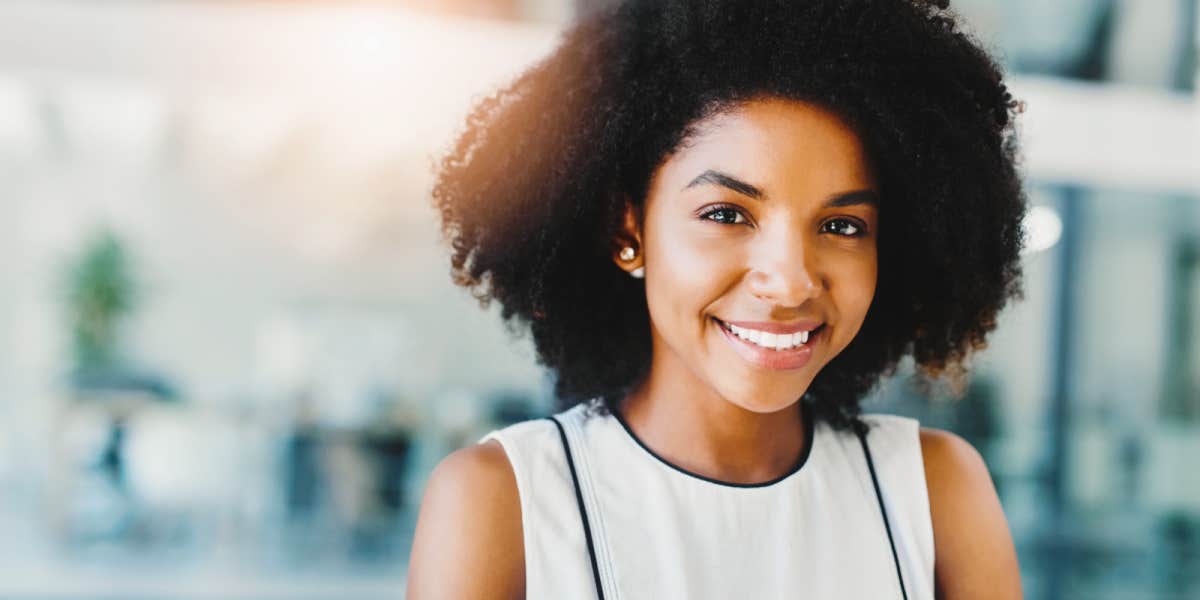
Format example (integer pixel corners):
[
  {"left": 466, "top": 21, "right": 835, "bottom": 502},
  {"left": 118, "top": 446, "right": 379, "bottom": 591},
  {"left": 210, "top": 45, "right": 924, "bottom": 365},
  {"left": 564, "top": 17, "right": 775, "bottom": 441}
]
[
  {"left": 761, "top": 332, "right": 778, "bottom": 348},
  {"left": 724, "top": 321, "right": 816, "bottom": 351}
]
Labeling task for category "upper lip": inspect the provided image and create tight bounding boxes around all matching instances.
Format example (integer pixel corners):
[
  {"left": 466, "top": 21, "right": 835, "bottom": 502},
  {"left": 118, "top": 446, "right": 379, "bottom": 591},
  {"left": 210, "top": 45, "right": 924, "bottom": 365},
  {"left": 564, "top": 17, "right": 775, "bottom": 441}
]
[{"left": 717, "top": 318, "right": 824, "bottom": 334}]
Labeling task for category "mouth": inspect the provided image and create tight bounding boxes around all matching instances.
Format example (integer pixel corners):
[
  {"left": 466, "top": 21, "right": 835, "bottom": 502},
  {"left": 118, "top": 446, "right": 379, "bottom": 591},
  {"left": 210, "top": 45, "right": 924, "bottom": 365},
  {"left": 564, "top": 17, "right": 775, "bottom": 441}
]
[{"left": 711, "top": 317, "right": 825, "bottom": 371}]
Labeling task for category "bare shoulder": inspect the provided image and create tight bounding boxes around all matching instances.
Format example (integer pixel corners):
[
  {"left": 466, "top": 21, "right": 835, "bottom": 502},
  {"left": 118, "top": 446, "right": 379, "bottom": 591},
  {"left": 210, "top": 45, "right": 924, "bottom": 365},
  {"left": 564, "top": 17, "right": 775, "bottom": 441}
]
[
  {"left": 406, "top": 440, "right": 524, "bottom": 600},
  {"left": 919, "top": 427, "right": 1023, "bottom": 599},
  {"left": 919, "top": 427, "right": 990, "bottom": 487}
]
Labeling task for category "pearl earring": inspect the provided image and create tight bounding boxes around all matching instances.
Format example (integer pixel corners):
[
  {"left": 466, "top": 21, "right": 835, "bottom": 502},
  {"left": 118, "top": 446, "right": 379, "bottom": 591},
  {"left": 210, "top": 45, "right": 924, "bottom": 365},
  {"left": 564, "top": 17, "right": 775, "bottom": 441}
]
[{"left": 619, "top": 246, "right": 643, "bottom": 278}]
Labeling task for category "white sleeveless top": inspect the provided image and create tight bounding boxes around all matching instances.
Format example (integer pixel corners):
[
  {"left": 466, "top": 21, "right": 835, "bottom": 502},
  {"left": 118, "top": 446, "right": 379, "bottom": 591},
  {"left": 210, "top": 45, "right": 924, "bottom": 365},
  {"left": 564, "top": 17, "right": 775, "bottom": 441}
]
[{"left": 479, "top": 398, "right": 935, "bottom": 599}]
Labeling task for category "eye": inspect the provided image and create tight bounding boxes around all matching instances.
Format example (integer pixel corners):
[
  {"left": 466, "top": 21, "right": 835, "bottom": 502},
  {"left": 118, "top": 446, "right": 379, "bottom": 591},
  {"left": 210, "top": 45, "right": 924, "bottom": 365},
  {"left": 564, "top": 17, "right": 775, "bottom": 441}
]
[
  {"left": 699, "top": 205, "right": 750, "bottom": 226},
  {"left": 822, "top": 218, "right": 867, "bottom": 237}
]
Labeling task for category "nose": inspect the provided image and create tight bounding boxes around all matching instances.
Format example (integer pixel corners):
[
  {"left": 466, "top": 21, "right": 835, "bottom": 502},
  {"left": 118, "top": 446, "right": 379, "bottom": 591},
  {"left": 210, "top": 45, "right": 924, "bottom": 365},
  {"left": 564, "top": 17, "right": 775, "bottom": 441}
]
[{"left": 746, "top": 228, "right": 823, "bottom": 307}]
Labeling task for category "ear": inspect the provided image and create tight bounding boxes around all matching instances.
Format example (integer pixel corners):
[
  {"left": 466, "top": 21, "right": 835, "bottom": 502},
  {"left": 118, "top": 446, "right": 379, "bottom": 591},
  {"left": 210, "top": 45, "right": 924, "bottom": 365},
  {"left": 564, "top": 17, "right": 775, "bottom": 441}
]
[{"left": 611, "top": 199, "right": 644, "bottom": 273}]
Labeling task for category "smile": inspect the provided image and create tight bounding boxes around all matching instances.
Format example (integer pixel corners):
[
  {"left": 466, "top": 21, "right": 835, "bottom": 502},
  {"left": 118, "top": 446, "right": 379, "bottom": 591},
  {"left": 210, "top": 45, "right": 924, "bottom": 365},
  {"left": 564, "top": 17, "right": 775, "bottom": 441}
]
[{"left": 712, "top": 317, "right": 825, "bottom": 370}]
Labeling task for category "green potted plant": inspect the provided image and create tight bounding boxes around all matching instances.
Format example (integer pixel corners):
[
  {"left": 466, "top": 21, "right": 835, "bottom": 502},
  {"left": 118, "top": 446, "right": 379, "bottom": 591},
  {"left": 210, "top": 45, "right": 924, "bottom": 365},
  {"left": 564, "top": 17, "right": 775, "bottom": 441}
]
[{"left": 65, "top": 229, "right": 137, "bottom": 375}]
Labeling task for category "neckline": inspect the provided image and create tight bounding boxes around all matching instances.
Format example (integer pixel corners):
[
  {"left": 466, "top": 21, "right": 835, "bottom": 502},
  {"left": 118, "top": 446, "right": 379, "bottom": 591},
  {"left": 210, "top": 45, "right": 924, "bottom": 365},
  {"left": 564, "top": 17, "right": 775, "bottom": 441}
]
[{"left": 607, "top": 400, "right": 817, "bottom": 489}]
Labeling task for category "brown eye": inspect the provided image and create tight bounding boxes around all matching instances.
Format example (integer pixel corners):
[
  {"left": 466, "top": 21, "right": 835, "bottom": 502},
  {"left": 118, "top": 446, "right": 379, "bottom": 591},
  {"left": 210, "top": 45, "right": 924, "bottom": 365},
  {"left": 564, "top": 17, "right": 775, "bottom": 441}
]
[
  {"left": 700, "top": 206, "right": 749, "bottom": 225},
  {"left": 822, "top": 218, "right": 866, "bottom": 237}
]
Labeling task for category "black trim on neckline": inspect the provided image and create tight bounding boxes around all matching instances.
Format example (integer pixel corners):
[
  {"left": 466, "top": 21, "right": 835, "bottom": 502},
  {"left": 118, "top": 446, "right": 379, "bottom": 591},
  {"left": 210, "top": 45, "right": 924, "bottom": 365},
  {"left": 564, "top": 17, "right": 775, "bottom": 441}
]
[
  {"left": 609, "top": 401, "right": 816, "bottom": 489},
  {"left": 856, "top": 425, "right": 909, "bottom": 600},
  {"left": 546, "top": 416, "right": 607, "bottom": 600}
]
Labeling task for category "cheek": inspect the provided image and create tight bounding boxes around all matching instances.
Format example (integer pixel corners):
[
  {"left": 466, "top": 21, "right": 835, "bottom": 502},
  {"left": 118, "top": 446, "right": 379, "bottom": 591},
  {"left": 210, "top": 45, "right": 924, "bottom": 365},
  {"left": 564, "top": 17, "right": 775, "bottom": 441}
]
[
  {"left": 642, "top": 229, "right": 747, "bottom": 358},
  {"left": 646, "top": 221, "right": 743, "bottom": 313},
  {"left": 829, "top": 248, "right": 878, "bottom": 326}
]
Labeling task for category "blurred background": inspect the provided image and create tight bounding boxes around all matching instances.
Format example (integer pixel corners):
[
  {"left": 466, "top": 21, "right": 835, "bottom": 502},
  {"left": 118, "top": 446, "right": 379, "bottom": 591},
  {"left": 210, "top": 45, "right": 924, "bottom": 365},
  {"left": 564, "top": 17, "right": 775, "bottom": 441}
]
[{"left": 0, "top": 0, "right": 1195, "bottom": 598}]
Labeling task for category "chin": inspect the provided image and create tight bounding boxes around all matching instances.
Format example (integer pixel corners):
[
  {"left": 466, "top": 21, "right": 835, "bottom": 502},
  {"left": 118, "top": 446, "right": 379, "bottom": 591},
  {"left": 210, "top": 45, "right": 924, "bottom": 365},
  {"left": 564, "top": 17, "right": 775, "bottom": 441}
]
[{"left": 723, "top": 388, "right": 807, "bottom": 415}]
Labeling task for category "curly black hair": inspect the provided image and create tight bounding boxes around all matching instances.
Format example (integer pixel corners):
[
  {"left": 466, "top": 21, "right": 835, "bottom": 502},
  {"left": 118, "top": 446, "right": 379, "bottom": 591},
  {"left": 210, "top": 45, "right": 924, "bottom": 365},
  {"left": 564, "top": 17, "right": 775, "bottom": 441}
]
[{"left": 433, "top": 0, "right": 1026, "bottom": 432}]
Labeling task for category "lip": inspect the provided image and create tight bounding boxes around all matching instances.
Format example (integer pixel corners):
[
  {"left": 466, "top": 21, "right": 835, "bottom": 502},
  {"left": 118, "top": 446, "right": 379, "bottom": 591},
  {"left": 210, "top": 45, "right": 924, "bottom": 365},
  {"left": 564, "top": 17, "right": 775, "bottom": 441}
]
[{"left": 713, "top": 317, "right": 824, "bottom": 371}]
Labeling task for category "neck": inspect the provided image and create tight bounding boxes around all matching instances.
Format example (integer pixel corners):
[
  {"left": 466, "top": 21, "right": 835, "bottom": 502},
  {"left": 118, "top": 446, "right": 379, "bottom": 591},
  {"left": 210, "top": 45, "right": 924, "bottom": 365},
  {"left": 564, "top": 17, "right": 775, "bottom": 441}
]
[{"left": 616, "top": 354, "right": 809, "bottom": 485}]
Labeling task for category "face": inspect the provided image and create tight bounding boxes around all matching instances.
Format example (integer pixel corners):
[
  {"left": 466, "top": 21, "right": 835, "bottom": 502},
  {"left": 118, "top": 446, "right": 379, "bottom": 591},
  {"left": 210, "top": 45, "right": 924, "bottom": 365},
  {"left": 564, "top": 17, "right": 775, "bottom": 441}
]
[{"left": 613, "top": 97, "right": 879, "bottom": 414}]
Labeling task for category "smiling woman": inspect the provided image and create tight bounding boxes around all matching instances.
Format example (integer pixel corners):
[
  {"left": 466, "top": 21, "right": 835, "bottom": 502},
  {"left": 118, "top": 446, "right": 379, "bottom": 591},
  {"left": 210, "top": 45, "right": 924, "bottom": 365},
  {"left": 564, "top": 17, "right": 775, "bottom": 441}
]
[
  {"left": 409, "top": 1, "right": 1026, "bottom": 599},
  {"left": 623, "top": 99, "right": 880, "bottom": 415}
]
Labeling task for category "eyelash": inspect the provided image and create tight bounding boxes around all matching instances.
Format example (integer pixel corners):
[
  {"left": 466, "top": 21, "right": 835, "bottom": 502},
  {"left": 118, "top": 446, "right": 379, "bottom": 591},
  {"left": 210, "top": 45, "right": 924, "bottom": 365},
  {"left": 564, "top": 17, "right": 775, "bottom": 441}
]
[
  {"left": 698, "top": 204, "right": 750, "bottom": 226},
  {"left": 698, "top": 204, "right": 869, "bottom": 237}
]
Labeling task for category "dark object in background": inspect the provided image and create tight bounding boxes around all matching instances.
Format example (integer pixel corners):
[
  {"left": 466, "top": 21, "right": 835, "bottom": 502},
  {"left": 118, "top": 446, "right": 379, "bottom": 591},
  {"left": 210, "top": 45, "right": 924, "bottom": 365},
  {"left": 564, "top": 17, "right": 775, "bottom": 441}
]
[
  {"left": 1156, "top": 511, "right": 1200, "bottom": 596},
  {"left": 69, "top": 368, "right": 178, "bottom": 401},
  {"left": 284, "top": 426, "right": 324, "bottom": 518},
  {"left": 489, "top": 390, "right": 539, "bottom": 426},
  {"left": 362, "top": 431, "right": 413, "bottom": 513}
]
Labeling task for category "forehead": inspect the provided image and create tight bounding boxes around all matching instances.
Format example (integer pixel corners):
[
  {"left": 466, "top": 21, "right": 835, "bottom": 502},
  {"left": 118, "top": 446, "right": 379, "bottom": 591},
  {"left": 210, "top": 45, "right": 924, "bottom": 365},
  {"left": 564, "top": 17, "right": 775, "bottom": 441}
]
[{"left": 660, "top": 98, "right": 876, "bottom": 194}]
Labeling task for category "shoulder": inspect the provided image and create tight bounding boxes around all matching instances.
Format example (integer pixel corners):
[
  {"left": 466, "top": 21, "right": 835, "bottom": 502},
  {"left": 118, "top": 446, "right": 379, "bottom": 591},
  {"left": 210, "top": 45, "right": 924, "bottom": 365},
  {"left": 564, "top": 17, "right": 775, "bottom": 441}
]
[
  {"left": 406, "top": 440, "right": 524, "bottom": 600},
  {"left": 918, "top": 427, "right": 1023, "bottom": 599},
  {"left": 919, "top": 427, "right": 987, "bottom": 482},
  {"left": 426, "top": 439, "right": 521, "bottom": 506}
]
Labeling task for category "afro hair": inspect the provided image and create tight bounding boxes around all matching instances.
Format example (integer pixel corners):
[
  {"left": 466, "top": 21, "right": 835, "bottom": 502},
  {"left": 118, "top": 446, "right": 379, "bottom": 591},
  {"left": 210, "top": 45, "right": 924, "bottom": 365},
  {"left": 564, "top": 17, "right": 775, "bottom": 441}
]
[{"left": 433, "top": 0, "right": 1026, "bottom": 432}]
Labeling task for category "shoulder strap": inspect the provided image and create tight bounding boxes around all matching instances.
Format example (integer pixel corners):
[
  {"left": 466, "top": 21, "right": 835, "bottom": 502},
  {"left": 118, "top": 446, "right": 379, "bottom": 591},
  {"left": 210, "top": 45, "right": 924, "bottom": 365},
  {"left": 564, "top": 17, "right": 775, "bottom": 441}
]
[
  {"left": 855, "top": 424, "right": 910, "bottom": 600},
  {"left": 546, "top": 416, "right": 607, "bottom": 600}
]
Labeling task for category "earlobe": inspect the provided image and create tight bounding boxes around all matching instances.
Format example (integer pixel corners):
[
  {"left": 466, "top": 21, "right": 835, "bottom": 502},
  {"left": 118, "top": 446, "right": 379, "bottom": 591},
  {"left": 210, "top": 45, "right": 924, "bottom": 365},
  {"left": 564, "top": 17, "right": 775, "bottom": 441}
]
[
  {"left": 613, "top": 243, "right": 645, "bottom": 279},
  {"left": 619, "top": 243, "right": 648, "bottom": 278}
]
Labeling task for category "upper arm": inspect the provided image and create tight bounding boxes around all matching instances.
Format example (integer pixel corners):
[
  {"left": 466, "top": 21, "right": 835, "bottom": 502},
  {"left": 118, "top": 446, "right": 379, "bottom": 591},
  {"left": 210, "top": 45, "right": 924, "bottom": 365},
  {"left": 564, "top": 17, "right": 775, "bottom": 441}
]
[
  {"left": 406, "top": 440, "right": 524, "bottom": 600},
  {"left": 920, "top": 427, "right": 1023, "bottom": 600}
]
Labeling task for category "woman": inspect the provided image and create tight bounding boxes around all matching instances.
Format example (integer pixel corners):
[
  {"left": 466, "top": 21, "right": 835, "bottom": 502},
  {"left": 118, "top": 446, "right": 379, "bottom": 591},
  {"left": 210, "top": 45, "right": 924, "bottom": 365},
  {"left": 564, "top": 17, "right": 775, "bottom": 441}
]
[{"left": 409, "top": 0, "right": 1025, "bottom": 598}]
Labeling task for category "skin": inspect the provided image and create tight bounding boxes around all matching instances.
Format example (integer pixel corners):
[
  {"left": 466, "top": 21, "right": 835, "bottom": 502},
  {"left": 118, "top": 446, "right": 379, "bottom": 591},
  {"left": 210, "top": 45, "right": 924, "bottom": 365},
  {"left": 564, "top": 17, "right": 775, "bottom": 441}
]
[
  {"left": 407, "top": 97, "right": 1023, "bottom": 599},
  {"left": 612, "top": 97, "right": 880, "bottom": 483}
]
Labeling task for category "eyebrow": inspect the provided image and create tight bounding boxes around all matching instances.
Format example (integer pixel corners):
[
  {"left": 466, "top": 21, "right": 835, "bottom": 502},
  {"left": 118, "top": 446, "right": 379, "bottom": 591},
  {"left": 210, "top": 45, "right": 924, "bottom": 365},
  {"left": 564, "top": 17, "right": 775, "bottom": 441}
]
[{"left": 683, "top": 169, "right": 879, "bottom": 208}]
